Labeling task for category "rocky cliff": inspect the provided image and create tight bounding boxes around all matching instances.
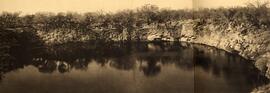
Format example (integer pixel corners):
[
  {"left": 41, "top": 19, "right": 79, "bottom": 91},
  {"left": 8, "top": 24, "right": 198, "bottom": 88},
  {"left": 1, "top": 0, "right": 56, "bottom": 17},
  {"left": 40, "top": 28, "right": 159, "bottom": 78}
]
[
  {"left": 26, "top": 19, "right": 270, "bottom": 92},
  {"left": 179, "top": 20, "right": 270, "bottom": 77},
  {"left": 176, "top": 20, "right": 270, "bottom": 93},
  {"left": 36, "top": 20, "right": 270, "bottom": 77}
]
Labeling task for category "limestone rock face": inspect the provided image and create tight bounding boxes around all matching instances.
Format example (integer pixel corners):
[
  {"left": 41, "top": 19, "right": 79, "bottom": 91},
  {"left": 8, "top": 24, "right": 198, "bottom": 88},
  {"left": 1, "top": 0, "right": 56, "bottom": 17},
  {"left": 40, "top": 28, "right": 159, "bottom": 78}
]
[
  {"left": 178, "top": 20, "right": 270, "bottom": 80},
  {"left": 36, "top": 29, "right": 92, "bottom": 45},
  {"left": 251, "top": 84, "right": 270, "bottom": 93},
  {"left": 244, "top": 48, "right": 270, "bottom": 93},
  {"left": 179, "top": 20, "right": 195, "bottom": 42}
]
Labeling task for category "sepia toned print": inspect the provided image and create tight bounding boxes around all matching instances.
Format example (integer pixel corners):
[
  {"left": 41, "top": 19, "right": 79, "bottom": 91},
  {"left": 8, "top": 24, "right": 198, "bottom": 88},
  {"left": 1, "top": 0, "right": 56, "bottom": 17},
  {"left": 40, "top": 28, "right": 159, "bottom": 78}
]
[{"left": 0, "top": 0, "right": 270, "bottom": 93}]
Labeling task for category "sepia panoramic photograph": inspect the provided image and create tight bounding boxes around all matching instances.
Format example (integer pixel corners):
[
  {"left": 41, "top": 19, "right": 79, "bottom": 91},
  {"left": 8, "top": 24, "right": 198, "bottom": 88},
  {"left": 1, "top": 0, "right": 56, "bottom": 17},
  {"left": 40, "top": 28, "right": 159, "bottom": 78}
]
[{"left": 0, "top": 0, "right": 270, "bottom": 93}]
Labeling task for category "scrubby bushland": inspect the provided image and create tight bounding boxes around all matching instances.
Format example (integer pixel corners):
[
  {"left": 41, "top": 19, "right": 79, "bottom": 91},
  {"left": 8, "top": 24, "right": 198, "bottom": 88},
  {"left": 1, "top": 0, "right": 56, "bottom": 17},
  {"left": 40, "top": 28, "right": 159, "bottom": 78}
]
[
  {"left": 189, "top": 1, "right": 270, "bottom": 59},
  {"left": 193, "top": 1, "right": 270, "bottom": 31},
  {"left": 0, "top": 4, "right": 193, "bottom": 44},
  {"left": 0, "top": 2, "right": 270, "bottom": 44}
]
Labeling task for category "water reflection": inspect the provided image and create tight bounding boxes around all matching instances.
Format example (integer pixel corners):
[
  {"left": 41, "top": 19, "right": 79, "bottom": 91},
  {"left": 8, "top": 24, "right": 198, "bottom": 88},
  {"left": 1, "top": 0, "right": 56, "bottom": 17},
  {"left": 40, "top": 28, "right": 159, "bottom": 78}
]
[{"left": 0, "top": 42, "right": 268, "bottom": 93}]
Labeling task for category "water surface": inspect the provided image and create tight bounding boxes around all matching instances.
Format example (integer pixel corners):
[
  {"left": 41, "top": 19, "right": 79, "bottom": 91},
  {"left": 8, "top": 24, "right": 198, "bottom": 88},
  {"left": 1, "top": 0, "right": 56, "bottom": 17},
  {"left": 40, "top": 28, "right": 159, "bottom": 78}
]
[{"left": 0, "top": 42, "right": 268, "bottom": 93}]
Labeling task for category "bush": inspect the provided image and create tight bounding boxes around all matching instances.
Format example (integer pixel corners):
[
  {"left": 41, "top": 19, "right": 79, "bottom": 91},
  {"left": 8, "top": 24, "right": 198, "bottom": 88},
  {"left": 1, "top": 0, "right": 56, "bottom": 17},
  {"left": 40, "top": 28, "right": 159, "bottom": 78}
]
[{"left": 1, "top": 3, "right": 270, "bottom": 43}]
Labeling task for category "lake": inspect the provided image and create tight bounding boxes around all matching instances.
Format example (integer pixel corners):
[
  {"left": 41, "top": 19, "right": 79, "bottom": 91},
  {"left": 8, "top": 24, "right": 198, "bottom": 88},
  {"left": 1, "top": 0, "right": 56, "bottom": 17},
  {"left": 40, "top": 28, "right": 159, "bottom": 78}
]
[{"left": 0, "top": 42, "right": 268, "bottom": 93}]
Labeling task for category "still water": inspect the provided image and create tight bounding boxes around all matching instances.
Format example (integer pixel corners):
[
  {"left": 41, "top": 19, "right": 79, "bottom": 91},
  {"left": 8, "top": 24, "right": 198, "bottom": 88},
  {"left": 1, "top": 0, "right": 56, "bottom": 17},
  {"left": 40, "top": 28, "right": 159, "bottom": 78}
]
[{"left": 0, "top": 42, "right": 268, "bottom": 93}]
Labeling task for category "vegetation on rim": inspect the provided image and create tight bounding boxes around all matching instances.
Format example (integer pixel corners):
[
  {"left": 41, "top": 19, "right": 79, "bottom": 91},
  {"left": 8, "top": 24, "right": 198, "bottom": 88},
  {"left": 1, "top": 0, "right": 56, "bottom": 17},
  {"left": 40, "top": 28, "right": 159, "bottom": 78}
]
[{"left": 0, "top": 2, "right": 269, "bottom": 45}]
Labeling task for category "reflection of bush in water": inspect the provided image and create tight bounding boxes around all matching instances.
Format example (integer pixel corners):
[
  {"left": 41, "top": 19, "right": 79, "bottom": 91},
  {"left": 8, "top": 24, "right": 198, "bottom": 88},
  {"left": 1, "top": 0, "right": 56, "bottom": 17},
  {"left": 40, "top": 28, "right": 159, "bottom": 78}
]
[
  {"left": 0, "top": 28, "right": 42, "bottom": 81},
  {"left": 0, "top": 42, "right": 268, "bottom": 86},
  {"left": 139, "top": 57, "right": 161, "bottom": 77},
  {"left": 192, "top": 44, "right": 269, "bottom": 86},
  {"left": 38, "top": 61, "right": 57, "bottom": 73},
  {"left": 33, "top": 58, "right": 87, "bottom": 73},
  {"left": 0, "top": 28, "right": 44, "bottom": 79},
  {"left": 110, "top": 56, "right": 136, "bottom": 70},
  {"left": 0, "top": 42, "right": 185, "bottom": 75},
  {"left": 35, "top": 60, "right": 72, "bottom": 74}
]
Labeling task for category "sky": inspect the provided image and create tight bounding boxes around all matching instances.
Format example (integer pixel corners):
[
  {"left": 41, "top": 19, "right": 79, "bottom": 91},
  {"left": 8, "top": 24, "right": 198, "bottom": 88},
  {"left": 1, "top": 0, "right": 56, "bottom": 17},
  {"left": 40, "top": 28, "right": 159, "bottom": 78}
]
[
  {"left": 194, "top": 0, "right": 269, "bottom": 9},
  {"left": 0, "top": 0, "right": 267, "bottom": 14}
]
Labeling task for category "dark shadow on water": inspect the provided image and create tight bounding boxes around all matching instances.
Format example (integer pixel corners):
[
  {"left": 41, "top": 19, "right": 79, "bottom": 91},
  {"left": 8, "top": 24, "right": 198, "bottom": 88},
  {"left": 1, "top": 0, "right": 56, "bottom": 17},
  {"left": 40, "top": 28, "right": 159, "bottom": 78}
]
[{"left": 0, "top": 42, "right": 268, "bottom": 93}]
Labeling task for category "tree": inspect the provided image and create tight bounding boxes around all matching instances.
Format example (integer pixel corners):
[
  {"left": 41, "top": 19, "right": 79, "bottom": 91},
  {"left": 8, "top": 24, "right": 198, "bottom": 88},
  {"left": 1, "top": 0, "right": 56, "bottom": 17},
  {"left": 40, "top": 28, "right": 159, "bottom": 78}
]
[
  {"left": 137, "top": 4, "right": 159, "bottom": 25},
  {"left": 21, "top": 14, "right": 35, "bottom": 28},
  {"left": 0, "top": 12, "right": 21, "bottom": 28},
  {"left": 33, "top": 12, "right": 55, "bottom": 31}
]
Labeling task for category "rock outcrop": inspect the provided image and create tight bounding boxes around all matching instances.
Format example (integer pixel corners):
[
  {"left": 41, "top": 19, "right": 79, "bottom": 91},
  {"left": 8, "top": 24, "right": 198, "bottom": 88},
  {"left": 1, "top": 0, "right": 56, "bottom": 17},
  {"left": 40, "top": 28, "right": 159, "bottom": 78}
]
[
  {"left": 179, "top": 20, "right": 270, "bottom": 77},
  {"left": 35, "top": 20, "right": 270, "bottom": 78},
  {"left": 178, "top": 20, "right": 270, "bottom": 92},
  {"left": 12, "top": 19, "right": 270, "bottom": 92}
]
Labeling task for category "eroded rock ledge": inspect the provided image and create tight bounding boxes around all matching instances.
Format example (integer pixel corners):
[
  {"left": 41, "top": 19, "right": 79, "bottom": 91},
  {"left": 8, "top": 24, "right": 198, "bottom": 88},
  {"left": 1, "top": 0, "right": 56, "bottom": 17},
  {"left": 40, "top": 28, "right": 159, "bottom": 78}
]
[
  {"left": 178, "top": 20, "right": 270, "bottom": 93},
  {"left": 36, "top": 20, "right": 270, "bottom": 79},
  {"left": 13, "top": 19, "right": 270, "bottom": 92},
  {"left": 179, "top": 20, "right": 270, "bottom": 76}
]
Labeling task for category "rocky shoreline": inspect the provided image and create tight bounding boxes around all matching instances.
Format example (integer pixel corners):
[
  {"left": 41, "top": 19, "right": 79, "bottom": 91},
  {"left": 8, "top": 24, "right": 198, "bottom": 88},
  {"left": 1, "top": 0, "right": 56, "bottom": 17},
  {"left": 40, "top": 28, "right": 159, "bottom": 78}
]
[
  {"left": 30, "top": 19, "right": 270, "bottom": 92},
  {"left": 178, "top": 20, "right": 270, "bottom": 93},
  {"left": 4, "top": 20, "right": 270, "bottom": 92},
  {"left": 36, "top": 20, "right": 270, "bottom": 76},
  {"left": 178, "top": 20, "right": 270, "bottom": 77}
]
